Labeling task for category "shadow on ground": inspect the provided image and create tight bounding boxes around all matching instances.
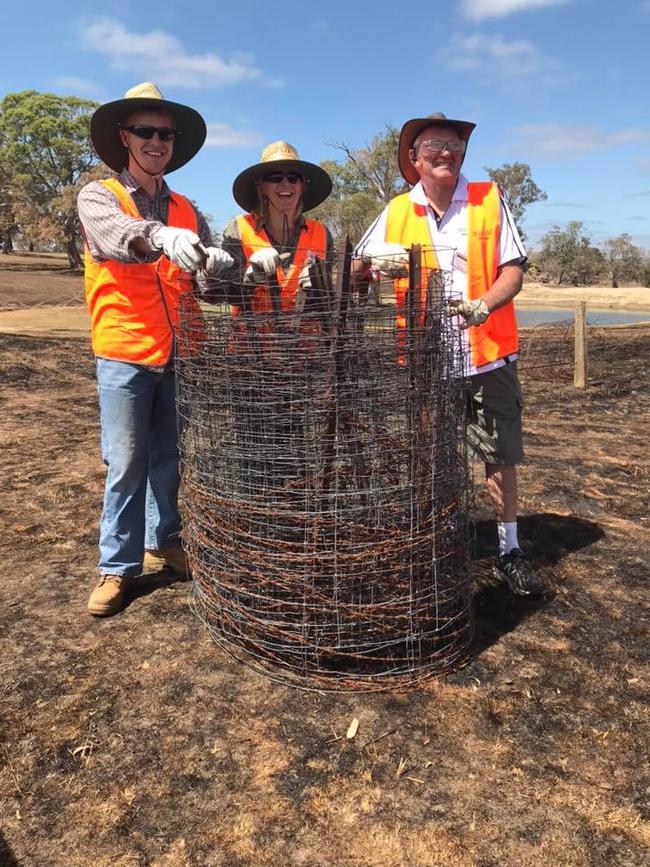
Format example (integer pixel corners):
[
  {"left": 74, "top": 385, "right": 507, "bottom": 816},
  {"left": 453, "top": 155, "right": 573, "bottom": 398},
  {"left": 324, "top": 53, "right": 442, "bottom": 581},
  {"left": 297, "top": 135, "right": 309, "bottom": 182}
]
[
  {"left": 470, "top": 512, "right": 605, "bottom": 658},
  {"left": 121, "top": 570, "right": 191, "bottom": 612},
  {"left": 0, "top": 830, "right": 21, "bottom": 867}
]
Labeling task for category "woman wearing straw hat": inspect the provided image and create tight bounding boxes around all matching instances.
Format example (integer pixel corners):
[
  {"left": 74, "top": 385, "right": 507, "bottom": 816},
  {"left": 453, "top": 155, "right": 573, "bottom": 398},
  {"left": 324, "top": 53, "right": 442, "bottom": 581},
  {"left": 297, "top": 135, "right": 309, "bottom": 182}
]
[
  {"left": 217, "top": 142, "right": 333, "bottom": 498},
  {"left": 221, "top": 140, "right": 333, "bottom": 312},
  {"left": 78, "top": 82, "right": 233, "bottom": 617}
]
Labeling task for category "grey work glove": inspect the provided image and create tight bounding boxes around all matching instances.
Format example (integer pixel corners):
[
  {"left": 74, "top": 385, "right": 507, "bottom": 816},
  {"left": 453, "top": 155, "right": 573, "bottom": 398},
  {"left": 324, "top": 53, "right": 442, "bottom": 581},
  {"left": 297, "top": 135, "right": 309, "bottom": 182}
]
[
  {"left": 244, "top": 247, "right": 281, "bottom": 284},
  {"left": 448, "top": 298, "right": 490, "bottom": 328},
  {"left": 360, "top": 242, "right": 409, "bottom": 278},
  {"left": 203, "top": 247, "right": 235, "bottom": 275},
  {"left": 151, "top": 226, "right": 206, "bottom": 272}
]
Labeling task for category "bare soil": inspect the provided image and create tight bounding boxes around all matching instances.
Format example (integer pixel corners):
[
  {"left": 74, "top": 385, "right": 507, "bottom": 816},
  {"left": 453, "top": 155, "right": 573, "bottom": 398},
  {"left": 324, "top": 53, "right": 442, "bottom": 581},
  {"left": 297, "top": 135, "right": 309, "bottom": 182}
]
[
  {"left": 518, "top": 281, "right": 650, "bottom": 312},
  {"left": 0, "top": 253, "right": 84, "bottom": 311},
  {"left": 0, "top": 263, "right": 649, "bottom": 866}
]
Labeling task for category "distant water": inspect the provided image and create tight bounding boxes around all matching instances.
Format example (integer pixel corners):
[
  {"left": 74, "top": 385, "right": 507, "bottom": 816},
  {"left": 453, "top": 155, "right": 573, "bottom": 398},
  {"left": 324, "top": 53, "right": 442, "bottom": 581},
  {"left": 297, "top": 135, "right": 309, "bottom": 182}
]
[{"left": 516, "top": 308, "right": 650, "bottom": 327}]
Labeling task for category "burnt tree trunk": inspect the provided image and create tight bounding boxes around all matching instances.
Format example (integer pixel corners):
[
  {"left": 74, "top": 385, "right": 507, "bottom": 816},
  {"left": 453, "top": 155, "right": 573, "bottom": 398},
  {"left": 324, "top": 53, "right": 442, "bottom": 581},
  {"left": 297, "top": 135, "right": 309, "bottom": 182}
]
[{"left": 64, "top": 212, "right": 83, "bottom": 270}]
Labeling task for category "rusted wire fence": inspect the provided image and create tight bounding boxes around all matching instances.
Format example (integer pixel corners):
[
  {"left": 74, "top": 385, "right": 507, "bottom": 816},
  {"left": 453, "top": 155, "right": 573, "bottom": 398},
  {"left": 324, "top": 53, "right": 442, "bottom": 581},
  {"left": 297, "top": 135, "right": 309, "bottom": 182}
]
[
  {"left": 176, "top": 245, "right": 474, "bottom": 689},
  {"left": 516, "top": 316, "right": 650, "bottom": 395}
]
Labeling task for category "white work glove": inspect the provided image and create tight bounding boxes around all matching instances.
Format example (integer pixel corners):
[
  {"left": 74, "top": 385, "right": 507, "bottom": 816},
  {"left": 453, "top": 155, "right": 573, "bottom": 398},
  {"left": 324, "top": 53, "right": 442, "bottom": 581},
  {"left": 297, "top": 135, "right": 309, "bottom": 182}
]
[
  {"left": 361, "top": 242, "right": 409, "bottom": 277},
  {"left": 244, "top": 247, "right": 281, "bottom": 284},
  {"left": 298, "top": 254, "right": 317, "bottom": 291},
  {"left": 203, "top": 247, "right": 235, "bottom": 276},
  {"left": 151, "top": 226, "right": 205, "bottom": 272},
  {"left": 448, "top": 298, "right": 490, "bottom": 328}
]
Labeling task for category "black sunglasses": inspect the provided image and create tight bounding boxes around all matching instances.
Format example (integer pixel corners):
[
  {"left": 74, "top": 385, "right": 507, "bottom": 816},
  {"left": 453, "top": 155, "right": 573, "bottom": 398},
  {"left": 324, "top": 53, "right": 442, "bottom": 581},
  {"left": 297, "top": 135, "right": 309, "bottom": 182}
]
[
  {"left": 261, "top": 172, "right": 304, "bottom": 184},
  {"left": 120, "top": 124, "right": 180, "bottom": 142}
]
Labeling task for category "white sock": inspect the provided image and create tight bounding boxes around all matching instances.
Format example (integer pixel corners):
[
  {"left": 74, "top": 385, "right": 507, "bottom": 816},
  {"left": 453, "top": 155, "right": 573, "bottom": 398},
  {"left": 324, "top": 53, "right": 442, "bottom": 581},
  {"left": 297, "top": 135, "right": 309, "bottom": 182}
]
[{"left": 498, "top": 521, "right": 519, "bottom": 556}]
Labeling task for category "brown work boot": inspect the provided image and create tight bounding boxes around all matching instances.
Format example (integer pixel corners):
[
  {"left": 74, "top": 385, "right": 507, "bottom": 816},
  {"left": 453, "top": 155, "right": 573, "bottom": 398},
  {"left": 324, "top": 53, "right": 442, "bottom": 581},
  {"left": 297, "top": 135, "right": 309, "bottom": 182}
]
[
  {"left": 143, "top": 543, "right": 189, "bottom": 578},
  {"left": 87, "top": 574, "right": 129, "bottom": 617}
]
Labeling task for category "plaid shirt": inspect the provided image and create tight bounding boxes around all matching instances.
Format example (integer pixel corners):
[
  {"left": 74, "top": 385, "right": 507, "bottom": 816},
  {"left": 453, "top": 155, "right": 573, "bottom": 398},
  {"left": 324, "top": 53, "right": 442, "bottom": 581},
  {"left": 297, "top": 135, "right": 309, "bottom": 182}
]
[{"left": 77, "top": 169, "right": 212, "bottom": 264}]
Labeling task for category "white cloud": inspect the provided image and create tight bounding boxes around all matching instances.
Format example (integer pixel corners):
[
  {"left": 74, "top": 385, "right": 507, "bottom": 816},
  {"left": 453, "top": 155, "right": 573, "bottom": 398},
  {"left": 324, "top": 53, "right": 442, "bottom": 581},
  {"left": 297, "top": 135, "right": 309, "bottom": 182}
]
[
  {"left": 460, "top": 0, "right": 568, "bottom": 19},
  {"left": 311, "top": 18, "right": 330, "bottom": 32},
  {"left": 52, "top": 76, "right": 98, "bottom": 96},
  {"left": 513, "top": 124, "right": 650, "bottom": 159},
  {"left": 438, "top": 32, "right": 560, "bottom": 79},
  {"left": 205, "top": 123, "right": 263, "bottom": 149},
  {"left": 81, "top": 18, "right": 266, "bottom": 88}
]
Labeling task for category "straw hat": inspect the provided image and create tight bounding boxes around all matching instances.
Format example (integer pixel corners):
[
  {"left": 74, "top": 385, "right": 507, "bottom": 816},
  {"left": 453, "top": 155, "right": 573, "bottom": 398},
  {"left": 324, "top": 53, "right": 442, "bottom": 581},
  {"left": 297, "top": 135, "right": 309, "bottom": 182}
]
[
  {"left": 232, "top": 141, "right": 332, "bottom": 212},
  {"left": 90, "top": 81, "right": 207, "bottom": 174},
  {"left": 398, "top": 112, "right": 476, "bottom": 185}
]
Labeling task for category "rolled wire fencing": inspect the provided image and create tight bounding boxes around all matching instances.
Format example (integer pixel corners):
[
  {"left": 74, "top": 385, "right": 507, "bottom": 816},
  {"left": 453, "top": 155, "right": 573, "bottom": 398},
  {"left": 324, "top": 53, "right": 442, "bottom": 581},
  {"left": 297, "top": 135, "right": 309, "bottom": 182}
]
[{"left": 176, "top": 244, "right": 473, "bottom": 690}]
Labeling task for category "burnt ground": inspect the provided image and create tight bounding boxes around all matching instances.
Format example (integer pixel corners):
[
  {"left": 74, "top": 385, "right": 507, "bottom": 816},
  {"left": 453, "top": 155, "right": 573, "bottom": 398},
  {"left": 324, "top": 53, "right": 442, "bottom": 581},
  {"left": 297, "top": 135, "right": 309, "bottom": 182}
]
[{"left": 0, "top": 312, "right": 649, "bottom": 866}]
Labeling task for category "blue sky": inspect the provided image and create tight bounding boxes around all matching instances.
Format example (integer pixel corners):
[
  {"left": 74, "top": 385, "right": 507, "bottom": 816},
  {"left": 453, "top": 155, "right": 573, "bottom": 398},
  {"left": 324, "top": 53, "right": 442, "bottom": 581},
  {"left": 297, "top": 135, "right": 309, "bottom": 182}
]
[{"left": 2, "top": 0, "right": 650, "bottom": 249}]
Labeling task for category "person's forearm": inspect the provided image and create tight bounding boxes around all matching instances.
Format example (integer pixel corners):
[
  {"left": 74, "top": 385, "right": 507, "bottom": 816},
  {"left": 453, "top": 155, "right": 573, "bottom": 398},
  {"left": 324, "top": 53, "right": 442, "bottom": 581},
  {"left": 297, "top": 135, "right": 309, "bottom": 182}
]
[
  {"left": 483, "top": 264, "right": 523, "bottom": 313},
  {"left": 351, "top": 256, "right": 371, "bottom": 287},
  {"left": 78, "top": 184, "right": 163, "bottom": 264}
]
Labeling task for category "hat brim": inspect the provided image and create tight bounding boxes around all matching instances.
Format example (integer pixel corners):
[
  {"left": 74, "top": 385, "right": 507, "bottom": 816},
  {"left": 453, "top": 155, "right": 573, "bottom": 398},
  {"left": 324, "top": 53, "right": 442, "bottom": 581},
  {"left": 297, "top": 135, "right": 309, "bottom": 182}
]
[
  {"left": 232, "top": 159, "right": 332, "bottom": 213},
  {"left": 398, "top": 116, "right": 476, "bottom": 185},
  {"left": 90, "top": 97, "right": 206, "bottom": 174}
]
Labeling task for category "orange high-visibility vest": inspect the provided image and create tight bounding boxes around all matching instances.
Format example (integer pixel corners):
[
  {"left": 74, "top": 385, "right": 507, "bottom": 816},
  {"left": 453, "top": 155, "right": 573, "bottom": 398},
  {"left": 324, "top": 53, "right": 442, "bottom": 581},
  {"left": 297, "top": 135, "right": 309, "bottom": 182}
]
[
  {"left": 235, "top": 214, "right": 327, "bottom": 313},
  {"left": 385, "top": 183, "right": 518, "bottom": 368},
  {"left": 84, "top": 178, "right": 201, "bottom": 367}
]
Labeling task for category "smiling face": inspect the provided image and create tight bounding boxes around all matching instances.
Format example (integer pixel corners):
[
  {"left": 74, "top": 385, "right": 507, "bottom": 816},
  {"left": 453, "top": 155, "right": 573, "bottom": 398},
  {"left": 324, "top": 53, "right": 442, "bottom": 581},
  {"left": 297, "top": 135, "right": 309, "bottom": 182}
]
[
  {"left": 409, "top": 124, "right": 464, "bottom": 191},
  {"left": 257, "top": 171, "right": 305, "bottom": 221},
  {"left": 119, "top": 108, "right": 175, "bottom": 177}
]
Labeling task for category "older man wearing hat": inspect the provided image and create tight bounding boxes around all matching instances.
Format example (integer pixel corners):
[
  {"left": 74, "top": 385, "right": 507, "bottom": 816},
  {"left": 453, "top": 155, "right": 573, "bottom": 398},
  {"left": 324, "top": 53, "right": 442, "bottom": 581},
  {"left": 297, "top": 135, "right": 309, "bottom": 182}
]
[
  {"left": 355, "top": 112, "right": 544, "bottom": 598},
  {"left": 78, "top": 82, "right": 233, "bottom": 616}
]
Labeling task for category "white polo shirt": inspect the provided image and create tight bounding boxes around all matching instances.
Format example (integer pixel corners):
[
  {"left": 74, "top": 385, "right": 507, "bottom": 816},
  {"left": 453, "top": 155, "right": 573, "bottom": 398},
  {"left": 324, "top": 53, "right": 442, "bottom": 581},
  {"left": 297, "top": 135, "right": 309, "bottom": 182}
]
[{"left": 356, "top": 175, "right": 526, "bottom": 376}]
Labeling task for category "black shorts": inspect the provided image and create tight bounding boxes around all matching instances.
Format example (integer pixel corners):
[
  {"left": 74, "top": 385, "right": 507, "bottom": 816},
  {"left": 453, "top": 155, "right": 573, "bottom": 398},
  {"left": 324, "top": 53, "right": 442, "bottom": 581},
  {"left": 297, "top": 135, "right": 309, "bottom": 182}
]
[{"left": 465, "top": 361, "right": 524, "bottom": 465}]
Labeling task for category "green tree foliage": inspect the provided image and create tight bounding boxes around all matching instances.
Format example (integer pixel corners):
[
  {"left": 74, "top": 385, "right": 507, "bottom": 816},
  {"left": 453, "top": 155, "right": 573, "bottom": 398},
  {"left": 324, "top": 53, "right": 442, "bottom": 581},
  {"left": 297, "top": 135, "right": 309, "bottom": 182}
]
[
  {"left": 311, "top": 126, "right": 408, "bottom": 245},
  {"left": 601, "top": 233, "right": 642, "bottom": 287},
  {"left": 538, "top": 221, "right": 604, "bottom": 286},
  {"left": 641, "top": 260, "right": 650, "bottom": 288},
  {"left": 484, "top": 162, "right": 547, "bottom": 242},
  {"left": 0, "top": 90, "right": 99, "bottom": 266}
]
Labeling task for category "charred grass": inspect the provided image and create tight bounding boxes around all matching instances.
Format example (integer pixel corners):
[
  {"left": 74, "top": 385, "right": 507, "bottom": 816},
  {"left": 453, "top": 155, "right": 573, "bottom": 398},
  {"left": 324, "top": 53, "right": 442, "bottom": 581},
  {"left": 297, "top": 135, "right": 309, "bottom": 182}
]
[{"left": 0, "top": 325, "right": 649, "bottom": 866}]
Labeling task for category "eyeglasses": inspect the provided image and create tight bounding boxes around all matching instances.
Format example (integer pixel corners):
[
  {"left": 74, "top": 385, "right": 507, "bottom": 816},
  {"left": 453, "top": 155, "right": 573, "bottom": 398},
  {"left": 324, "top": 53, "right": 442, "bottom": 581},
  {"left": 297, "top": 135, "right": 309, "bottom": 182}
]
[
  {"left": 261, "top": 172, "right": 304, "bottom": 185},
  {"left": 416, "top": 139, "right": 466, "bottom": 155},
  {"left": 120, "top": 125, "right": 179, "bottom": 142}
]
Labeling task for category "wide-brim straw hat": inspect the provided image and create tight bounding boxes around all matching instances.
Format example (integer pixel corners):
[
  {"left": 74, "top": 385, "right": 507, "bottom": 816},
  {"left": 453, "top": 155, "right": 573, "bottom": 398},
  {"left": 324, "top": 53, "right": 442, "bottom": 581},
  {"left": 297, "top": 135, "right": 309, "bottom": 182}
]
[
  {"left": 232, "top": 141, "right": 332, "bottom": 212},
  {"left": 398, "top": 112, "right": 476, "bottom": 185},
  {"left": 90, "top": 81, "right": 207, "bottom": 174}
]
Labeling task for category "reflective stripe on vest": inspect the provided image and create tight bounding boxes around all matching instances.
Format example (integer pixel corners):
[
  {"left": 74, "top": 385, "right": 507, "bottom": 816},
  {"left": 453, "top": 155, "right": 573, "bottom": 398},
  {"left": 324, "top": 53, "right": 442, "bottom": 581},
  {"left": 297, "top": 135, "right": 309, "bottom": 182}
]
[
  {"left": 384, "top": 184, "right": 518, "bottom": 368},
  {"left": 84, "top": 178, "right": 200, "bottom": 366},
  {"left": 236, "top": 214, "right": 327, "bottom": 313}
]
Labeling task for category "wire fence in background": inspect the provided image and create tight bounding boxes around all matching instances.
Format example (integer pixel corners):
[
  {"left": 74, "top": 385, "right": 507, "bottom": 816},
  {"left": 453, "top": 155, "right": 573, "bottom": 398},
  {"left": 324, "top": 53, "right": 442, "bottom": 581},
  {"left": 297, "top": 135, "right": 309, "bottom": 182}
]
[{"left": 517, "top": 316, "right": 650, "bottom": 394}]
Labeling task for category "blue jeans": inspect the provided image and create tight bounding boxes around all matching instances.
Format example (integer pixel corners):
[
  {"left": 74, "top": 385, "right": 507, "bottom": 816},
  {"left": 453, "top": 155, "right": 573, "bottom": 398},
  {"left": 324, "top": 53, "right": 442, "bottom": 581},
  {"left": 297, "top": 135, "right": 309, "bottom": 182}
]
[{"left": 96, "top": 358, "right": 181, "bottom": 576}]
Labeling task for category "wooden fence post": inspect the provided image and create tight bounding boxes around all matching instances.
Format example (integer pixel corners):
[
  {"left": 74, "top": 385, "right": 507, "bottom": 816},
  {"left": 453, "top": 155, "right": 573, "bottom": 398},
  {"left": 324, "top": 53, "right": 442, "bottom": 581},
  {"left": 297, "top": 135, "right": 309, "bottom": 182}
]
[{"left": 574, "top": 301, "right": 587, "bottom": 388}]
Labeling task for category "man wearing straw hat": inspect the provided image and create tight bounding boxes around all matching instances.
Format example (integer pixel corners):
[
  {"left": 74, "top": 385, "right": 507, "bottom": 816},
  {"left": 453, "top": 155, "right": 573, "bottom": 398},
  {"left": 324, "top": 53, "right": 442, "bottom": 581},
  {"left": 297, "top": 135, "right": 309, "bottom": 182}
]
[
  {"left": 78, "top": 82, "right": 233, "bottom": 616},
  {"left": 354, "top": 112, "right": 544, "bottom": 597}
]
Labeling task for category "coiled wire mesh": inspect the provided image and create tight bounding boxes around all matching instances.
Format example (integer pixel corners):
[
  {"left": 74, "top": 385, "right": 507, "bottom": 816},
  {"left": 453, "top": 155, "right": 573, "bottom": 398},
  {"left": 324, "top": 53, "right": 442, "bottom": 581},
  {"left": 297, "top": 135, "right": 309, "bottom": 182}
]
[{"left": 176, "top": 244, "right": 473, "bottom": 690}]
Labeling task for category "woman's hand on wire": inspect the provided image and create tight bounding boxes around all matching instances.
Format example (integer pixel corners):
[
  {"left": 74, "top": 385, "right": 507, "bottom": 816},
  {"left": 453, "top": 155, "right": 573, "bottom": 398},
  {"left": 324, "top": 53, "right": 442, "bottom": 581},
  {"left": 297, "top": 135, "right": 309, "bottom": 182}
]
[{"left": 245, "top": 247, "right": 281, "bottom": 283}]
